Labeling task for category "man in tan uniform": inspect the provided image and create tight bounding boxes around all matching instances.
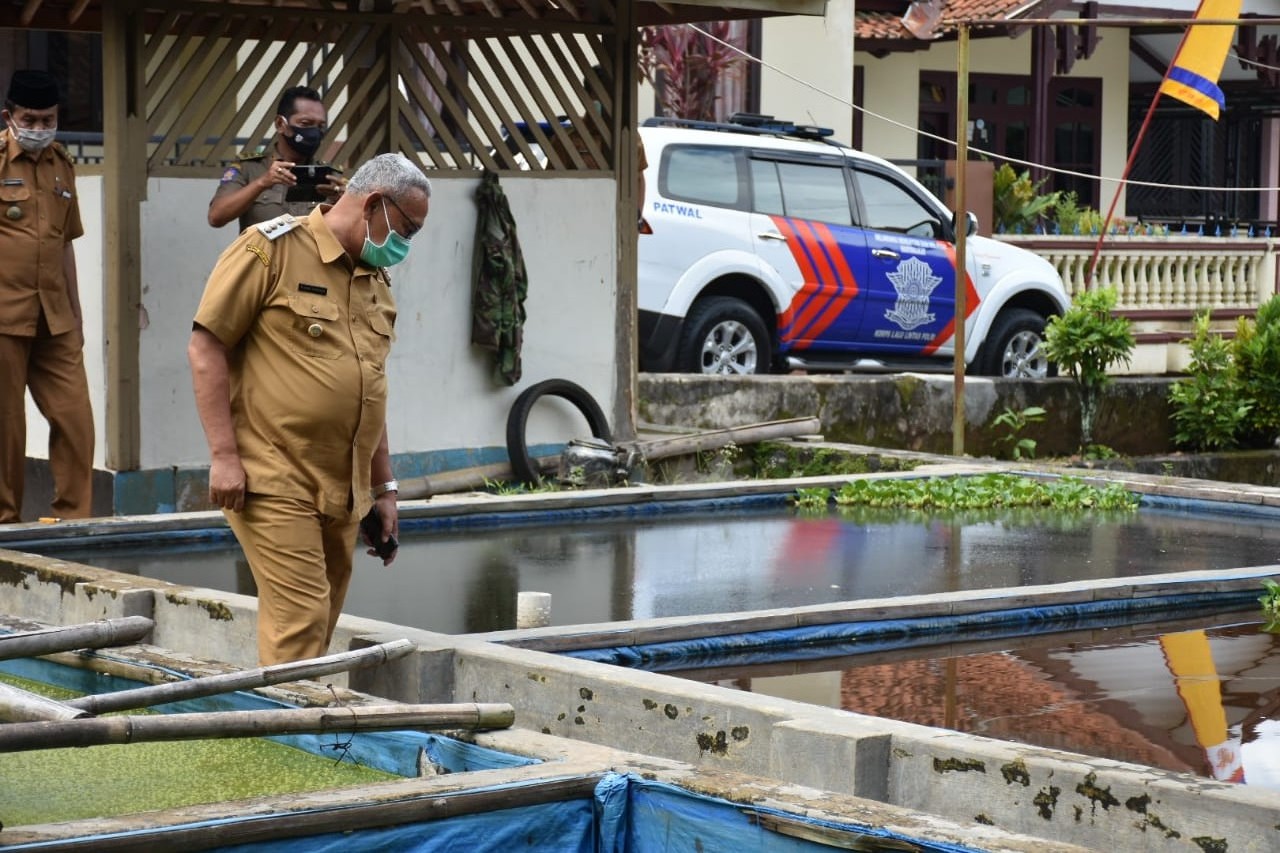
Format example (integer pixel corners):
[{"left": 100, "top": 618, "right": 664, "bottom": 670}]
[
  {"left": 189, "top": 152, "right": 431, "bottom": 664},
  {"left": 208, "top": 85, "right": 347, "bottom": 233},
  {"left": 0, "top": 70, "right": 94, "bottom": 524}
]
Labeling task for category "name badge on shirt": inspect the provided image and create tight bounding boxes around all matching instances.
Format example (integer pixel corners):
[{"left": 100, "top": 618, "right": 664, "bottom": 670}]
[
  {"left": 2, "top": 178, "right": 23, "bottom": 186},
  {"left": 298, "top": 283, "right": 328, "bottom": 296}
]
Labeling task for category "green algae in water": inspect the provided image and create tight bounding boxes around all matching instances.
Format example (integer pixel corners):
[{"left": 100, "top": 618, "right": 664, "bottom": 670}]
[{"left": 0, "top": 672, "right": 400, "bottom": 826}]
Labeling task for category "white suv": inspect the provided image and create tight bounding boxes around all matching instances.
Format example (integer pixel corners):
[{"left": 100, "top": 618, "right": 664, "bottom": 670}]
[{"left": 636, "top": 115, "right": 1070, "bottom": 377}]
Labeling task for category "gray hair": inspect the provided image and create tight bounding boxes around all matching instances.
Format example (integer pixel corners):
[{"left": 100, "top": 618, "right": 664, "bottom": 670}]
[{"left": 346, "top": 152, "right": 432, "bottom": 200}]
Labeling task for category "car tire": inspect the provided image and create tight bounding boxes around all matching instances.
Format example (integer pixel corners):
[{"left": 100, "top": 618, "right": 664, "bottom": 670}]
[
  {"left": 506, "top": 379, "right": 612, "bottom": 485},
  {"left": 976, "top": 308, "right": 1056, "bottom": 378},
  {"left": 678, "top": 297, "right": 773, "bottom": 375}
]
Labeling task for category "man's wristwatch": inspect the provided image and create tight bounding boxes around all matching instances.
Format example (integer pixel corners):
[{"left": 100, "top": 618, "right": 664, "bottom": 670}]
[{"left": 372, "top": 480, "right": 399, "bottom": 498}]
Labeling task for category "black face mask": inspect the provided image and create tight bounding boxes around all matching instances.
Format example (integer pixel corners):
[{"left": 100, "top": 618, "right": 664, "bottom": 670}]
[{"left": 284, "top": 123, "right": 324, "bottom": 158}]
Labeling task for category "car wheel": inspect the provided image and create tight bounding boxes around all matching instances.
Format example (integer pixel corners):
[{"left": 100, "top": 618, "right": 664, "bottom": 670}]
[
  {"left": 678, "top": 297, "right": 773, "bottom": 375},
  {"left": 977, "top": 308, "right": 1056, "bottom": 378}
]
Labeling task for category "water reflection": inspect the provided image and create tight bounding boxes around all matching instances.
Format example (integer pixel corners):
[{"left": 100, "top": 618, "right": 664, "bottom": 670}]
[
  {"left": 35, "top": 504, "right": 1280, "bottom": 634},
  {"left": 693, "top": 620, "right": 1280, "bottom": 789}
]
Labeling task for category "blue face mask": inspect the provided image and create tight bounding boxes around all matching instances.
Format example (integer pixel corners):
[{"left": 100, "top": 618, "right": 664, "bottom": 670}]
[{"left": 360, "top": 199, "right": 411, "bottom": 268}]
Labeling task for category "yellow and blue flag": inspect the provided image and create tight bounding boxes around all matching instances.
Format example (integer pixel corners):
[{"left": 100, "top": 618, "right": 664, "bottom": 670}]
[{"left": 1158, "top": 0, "right": 1242, "bottom": 120}]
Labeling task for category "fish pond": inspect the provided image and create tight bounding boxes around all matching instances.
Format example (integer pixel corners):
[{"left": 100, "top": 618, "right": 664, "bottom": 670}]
[
  {"left": 677, "top": 614, "right": 1280, "bottom": 789},
  {"left": 20, "top": 493, "right": 1280, "bottom": 634}
]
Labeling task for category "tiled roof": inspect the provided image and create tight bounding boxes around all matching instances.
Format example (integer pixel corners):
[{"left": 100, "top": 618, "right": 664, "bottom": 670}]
[{"left": 857, "top": 0, "right": 1042, "bottom": 43}]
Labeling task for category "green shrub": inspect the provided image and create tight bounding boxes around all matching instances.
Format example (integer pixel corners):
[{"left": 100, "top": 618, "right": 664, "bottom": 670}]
[
  {"left": 992, "top": 405, "right": 1045, "bottom": 460},
  {"left": 1169, "top": 310, "right": 1252, "bottom": 450},
  {"left": 1232, "top": 295, "right": 1280, "bottom": 447},
  {"left": 1042, "top": 287, "right": 1135, "bottom": 450},
  {"left": 1053, "top": 192, "right": 1107, "bottom": 236}
]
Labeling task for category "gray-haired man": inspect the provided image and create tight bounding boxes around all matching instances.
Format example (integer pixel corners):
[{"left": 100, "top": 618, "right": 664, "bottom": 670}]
[{"left": 188, "top": 153, "right": 431, "bottom": 664}]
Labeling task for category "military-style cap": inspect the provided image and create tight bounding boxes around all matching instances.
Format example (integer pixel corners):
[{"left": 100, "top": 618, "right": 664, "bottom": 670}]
[{"left": 6, "top": 70, "right": 60, "bottom": 110}]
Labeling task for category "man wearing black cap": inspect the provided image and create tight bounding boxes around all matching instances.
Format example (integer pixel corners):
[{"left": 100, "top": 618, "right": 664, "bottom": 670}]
[{"left": 0, "top": 69, "right": 95, "bottom": 523}]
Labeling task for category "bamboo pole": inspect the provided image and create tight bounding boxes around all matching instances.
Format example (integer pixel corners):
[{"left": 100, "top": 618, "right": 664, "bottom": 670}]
[
  {"left": 0, "top": 616, "right": 154, "bottom": 661},
  {"left": 65, "top": 639, "right": 416, "bottom": 715},
  {"left": 632, "top": 417, "right": 822, "bottom": 462},
  {"left": 0, "top": 682, "right": 91, "bottom": 723},
  {"left": 0, "top": 703, "right": 516, "bottom": 753}
]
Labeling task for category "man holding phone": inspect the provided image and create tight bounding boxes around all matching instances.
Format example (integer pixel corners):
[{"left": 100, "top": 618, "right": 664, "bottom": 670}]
[
  {"left": 190, "top": 153, "right": 431, "bottom": 665},
  {"left": 208, "top": 85, "right": 347, "bottom": 232}
]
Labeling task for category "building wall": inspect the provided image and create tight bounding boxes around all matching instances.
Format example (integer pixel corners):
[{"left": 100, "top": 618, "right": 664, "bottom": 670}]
[
  {"left": 856, "top": 27, "right": 1131, "bottom": 216},
  {"left": 758, "top": 0, "right": 857, "bottom": 140},
  {"left": 25, "top": 173, "right": 619, "bottom": 510}
]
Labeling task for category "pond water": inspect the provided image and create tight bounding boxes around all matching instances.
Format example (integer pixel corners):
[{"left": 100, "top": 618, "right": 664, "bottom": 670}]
[
  {"left": 680, "top": 617, "right": 1280, "bottom": 789},
  {"left": 26, "top": 500, "right": 1280, "bottom": 634}
]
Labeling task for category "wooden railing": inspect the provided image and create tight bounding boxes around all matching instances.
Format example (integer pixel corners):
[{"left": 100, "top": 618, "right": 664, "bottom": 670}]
[{"left": 999, "top": 235, "right": 1278, "bottom": 313}]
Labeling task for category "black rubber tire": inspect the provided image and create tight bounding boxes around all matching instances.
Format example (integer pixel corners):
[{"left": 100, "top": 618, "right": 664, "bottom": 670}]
[
  {"left": 975, "top": 308, "right": 1057, "bottom": 378},
  {"left": 677, "top": 296, "right": 773, "bottom": 375},
  {"left": 506, "top": 379, "right": 612, "bottom": 485}
]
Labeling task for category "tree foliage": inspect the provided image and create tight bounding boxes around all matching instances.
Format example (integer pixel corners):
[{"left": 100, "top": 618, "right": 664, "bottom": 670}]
[{"left": 638, "top": 23, "right": 745, "bottom": 121}]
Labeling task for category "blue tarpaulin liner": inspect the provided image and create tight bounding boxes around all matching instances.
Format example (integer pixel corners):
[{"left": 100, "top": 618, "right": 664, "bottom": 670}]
[
  {"left": 562, "top": 590, "right": 1262, "bottom": 672},
  {"left": 4, "top": 772, "right": 983, "bottom": 852}
]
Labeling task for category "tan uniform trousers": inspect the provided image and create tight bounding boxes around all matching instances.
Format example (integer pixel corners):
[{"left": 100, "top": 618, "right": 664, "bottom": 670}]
[
  {"left": 0, "top": 319, "right": 94, "bottom": 523},
  {"left": 225, "top": 492, "right": 360, "bottom": 665}
]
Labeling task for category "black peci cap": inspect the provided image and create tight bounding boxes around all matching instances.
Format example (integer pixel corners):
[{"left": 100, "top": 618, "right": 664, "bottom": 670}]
[{"left": 6, "top": 70, "right": 60, "bottom": 110}]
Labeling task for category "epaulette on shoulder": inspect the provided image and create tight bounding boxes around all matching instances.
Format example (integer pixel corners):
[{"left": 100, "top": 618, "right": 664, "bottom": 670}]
[
  {"left": 237, "top": 147, "right": 268, "bottom": 160},
  {"left": 51, "top": 141, "right": 75, "bottom": 164},
  {"left": 255, "top": 214, "right": 299, "bottom": 240}
]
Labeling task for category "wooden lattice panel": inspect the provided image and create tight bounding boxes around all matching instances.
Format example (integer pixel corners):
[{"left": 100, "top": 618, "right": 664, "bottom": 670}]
[{"left": 131, "top": 1, "right": 619, "bottom": 176}]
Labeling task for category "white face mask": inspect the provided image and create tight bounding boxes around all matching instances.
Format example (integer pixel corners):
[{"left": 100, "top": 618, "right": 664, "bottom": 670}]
[{"left": 9, "top": 122, "right": 57, "bottom": 152}]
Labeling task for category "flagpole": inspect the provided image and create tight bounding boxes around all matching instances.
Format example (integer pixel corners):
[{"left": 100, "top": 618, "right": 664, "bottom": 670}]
[{"left": 1083, "top": 92, "right": 1163, "bottom": 287}]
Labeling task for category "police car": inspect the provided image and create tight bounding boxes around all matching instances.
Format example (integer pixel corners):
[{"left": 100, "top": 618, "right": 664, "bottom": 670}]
[{"left": 637, "top": 115, "right": 1070, "bottom": 377}]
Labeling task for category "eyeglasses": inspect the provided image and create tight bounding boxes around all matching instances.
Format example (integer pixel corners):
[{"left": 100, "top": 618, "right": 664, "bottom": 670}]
[{"left": 384, "top": 195, "right": 423, "bottom": 240}]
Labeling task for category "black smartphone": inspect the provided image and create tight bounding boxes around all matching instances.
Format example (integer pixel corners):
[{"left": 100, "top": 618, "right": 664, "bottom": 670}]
[
  {"left": 285, "top": 164, "right": 338, "bottom": 202},
  {"left": 360, "top": 505, "right": 398, "bottom": 559}
]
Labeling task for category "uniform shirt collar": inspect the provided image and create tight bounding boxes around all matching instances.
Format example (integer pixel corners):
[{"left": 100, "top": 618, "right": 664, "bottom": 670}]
[{"left": 308, "top": 205, "right": 349, "bottom": 266}]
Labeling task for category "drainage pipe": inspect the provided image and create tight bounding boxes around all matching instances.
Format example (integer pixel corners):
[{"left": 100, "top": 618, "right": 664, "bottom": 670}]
[{"left": 396, "top": 416, "right": 822, "bottom": 499}]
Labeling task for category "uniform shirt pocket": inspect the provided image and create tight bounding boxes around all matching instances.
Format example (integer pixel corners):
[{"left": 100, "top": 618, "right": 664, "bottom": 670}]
[
  {"left": 0, "top": 184, "right": 32, "bottom": 225},
  {"left": 286, "top": 293, "right": 343, "bottom": 359}
]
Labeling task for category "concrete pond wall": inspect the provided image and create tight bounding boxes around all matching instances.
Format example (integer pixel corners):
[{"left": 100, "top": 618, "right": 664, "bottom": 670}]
[{"left": 638, "top": 374, "right": 1179, "bottom": 459}]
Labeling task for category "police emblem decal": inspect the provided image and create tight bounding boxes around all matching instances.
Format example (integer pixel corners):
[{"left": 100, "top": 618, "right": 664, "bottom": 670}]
[{"left": 884, "top": 256, "right": 943, "bottom": 331}]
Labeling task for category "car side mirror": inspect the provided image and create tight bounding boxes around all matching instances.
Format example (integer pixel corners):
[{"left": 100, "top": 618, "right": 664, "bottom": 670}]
[{"left": 957, "top": 210, "right": 978, "bottom": 237}]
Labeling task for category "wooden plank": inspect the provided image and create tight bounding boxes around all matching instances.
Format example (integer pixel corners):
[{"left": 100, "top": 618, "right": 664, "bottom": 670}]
[{"left": 0, "top": 703, "right": 516, "bottom": 753}]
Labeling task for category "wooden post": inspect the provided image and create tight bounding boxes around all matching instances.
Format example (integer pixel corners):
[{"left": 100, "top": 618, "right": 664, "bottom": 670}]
[
  {"left": 0, "top": 703, "right": 516, "bottom": 753},
  {"left": 102, "top": 1, "right": 145, "bottom": 472},
  {"left": 613, "top": 0, "right": 640, "bottom": 443},
  {"left": 952, "top": 23, "right": 970, "bottom": 458},
  {"left": 66, "top": 639, "right": 416, "bottom": 715},
  {"left": 0, "top": 616, "right": 154, "bottom": 661}
]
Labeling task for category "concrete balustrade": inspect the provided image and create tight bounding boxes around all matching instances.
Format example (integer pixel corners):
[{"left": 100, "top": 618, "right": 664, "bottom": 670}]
[{"left": 1001, "top": 235, "right": 1279, "bottom": 373}]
